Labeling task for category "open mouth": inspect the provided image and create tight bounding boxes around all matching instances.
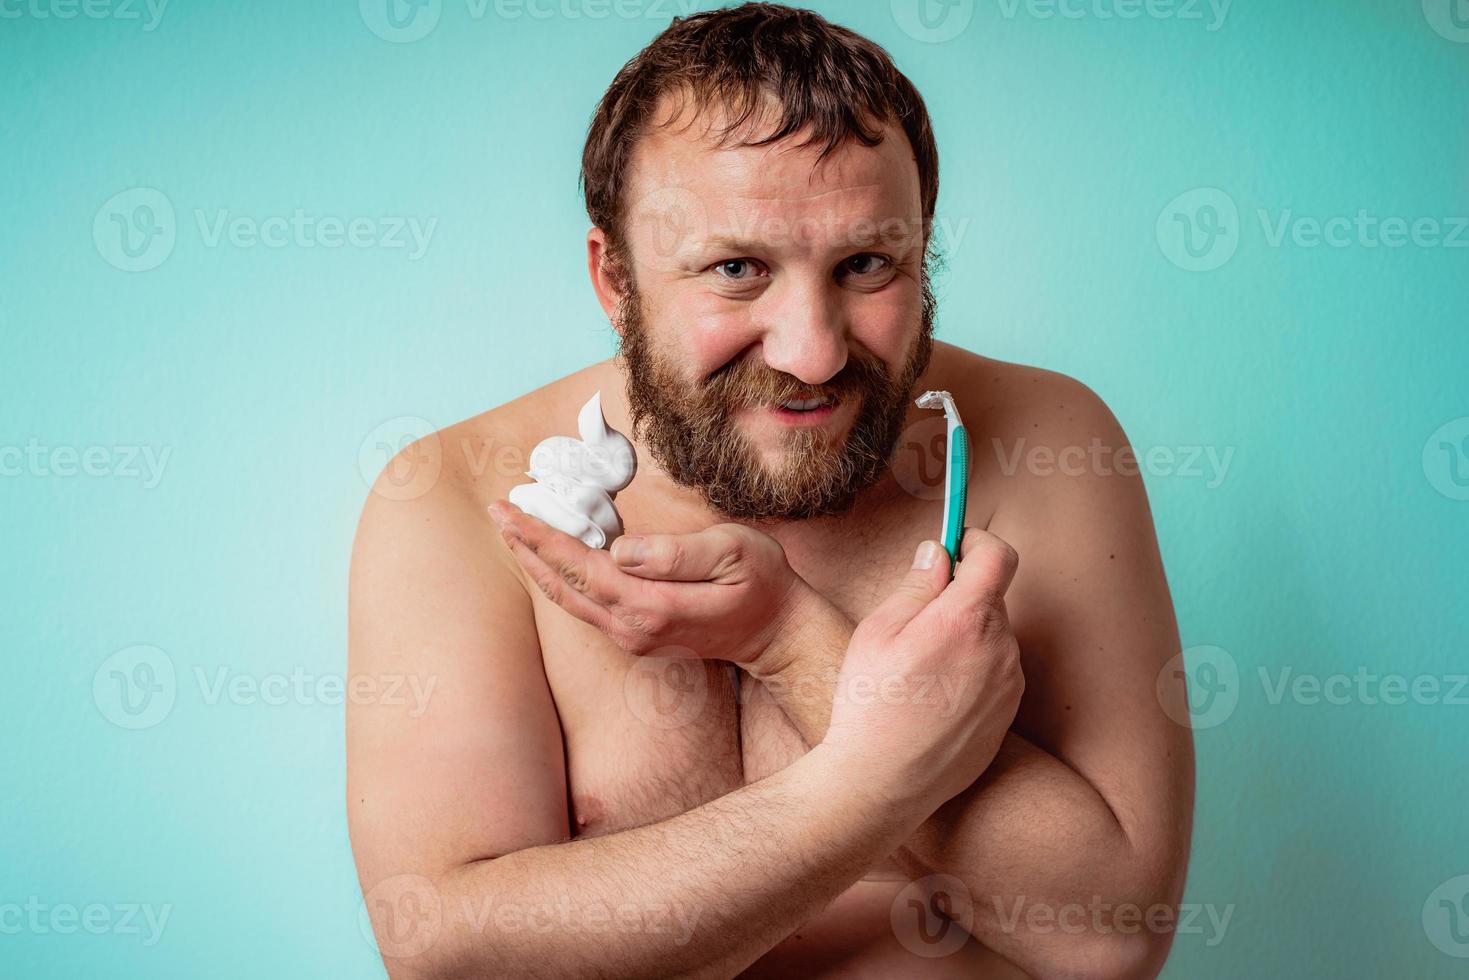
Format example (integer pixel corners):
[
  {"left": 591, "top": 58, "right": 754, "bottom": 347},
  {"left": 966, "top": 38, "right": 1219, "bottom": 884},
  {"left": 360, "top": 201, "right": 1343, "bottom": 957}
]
[
  {"left": 780, "top": 396, "right": 829, "bottom": 411},
  {"left": 768, "top": 394, "right": 839, "bottom": 424}
]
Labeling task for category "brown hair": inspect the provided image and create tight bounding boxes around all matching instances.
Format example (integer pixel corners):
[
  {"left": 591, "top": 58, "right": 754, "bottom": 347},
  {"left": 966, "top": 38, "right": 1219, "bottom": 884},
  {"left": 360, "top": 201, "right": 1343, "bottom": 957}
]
[{"left": 580, "top": 2, "right": 940, "bottom": 286}]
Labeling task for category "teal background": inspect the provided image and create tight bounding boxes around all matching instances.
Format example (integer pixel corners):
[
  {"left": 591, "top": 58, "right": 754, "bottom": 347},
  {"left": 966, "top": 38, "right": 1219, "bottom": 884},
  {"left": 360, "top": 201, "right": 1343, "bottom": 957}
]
[{"left": 3, "top": 0, "right": 1467, "bottom": 976}]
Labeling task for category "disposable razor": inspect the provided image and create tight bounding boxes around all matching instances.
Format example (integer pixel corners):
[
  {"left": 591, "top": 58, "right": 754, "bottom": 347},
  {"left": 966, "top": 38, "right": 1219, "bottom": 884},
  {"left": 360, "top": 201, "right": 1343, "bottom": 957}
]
[{"left": 915, "top": 389, "right": 970, "bottom": 573}]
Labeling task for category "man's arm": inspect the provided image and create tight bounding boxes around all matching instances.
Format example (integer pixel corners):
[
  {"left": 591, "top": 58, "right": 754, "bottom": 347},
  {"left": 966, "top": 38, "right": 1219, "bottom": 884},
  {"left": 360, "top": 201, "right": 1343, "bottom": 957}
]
[
  {"left": 748, "top": 378, "right": 1195, "bottom": 979},
  {"left": 346, "top": 444, "right": 976, "bottom": 980}
]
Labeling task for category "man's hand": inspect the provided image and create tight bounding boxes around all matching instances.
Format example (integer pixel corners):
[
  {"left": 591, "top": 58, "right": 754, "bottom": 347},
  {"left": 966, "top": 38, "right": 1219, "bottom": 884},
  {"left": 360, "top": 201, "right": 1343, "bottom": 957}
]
[
  {"left": 822, "top": 532, "right": 1025, "bottom": 809},
  {"left": 487, "top": 499, "right": 811, "bottom": 671}
]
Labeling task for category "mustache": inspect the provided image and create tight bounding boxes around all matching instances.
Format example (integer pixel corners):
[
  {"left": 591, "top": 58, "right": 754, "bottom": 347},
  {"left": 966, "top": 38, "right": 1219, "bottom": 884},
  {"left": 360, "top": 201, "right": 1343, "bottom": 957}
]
[{"left": 701, "top": 347, "right": 896, "bottom": 410}]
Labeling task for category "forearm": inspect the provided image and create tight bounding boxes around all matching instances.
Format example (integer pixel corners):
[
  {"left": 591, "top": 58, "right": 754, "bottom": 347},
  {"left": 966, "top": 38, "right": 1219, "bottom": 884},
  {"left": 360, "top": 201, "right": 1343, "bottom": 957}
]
[
  {"left": 892, "top": 732, "right": 1161, "bottom": 976},
  {"left": 755, "top": 597, "right": 1156, "bottom": 975},
  {"left": 385, "top": 744, "right": 930, "bottom": 980}
]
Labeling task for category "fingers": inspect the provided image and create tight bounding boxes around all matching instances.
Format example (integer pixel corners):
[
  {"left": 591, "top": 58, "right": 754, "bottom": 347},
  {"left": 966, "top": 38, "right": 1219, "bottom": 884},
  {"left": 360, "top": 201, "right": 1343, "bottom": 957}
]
[
  {"left": 499, "top": 530, "right": 612, "bottom": 631},
  {"left": 609, "top": 523, "right": 753, "bottom": 583},
  {"left": 950, "top": 527, "right": 1020, "bottom": 602},
  {"left": 492, "top": 500, "right": 716, "bottom": 656},
  {"left": 489, "top": 500, "right": 628, "bottom": 609},
  {"left": 860, "top": 540, "right": 953, "bottom": 637},
  {"left": 920, "top": 527, "right": 1020, "bottom": 637}
]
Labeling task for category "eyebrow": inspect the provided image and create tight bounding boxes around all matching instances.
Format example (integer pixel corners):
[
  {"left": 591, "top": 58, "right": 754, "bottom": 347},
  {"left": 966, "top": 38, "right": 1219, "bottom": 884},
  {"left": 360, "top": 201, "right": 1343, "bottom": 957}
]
[{"left": 693, "top": 224, "right": 920, "bottom": 255}]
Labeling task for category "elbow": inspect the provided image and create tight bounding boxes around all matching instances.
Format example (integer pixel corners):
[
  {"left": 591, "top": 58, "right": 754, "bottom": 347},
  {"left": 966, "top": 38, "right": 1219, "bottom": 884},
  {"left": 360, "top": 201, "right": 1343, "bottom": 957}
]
[
  {"left": 1038, "top": 928, "right": 1171, "bottom": 980},
  {"left": 1017, "top": 880, "right": 1182, "bottom": 980},
  {"left": 1011, "top": 875, "right": 1184, "bottom": 980},
  {"left": 377, "top": 949, "right": 483, "bottom": 980}
]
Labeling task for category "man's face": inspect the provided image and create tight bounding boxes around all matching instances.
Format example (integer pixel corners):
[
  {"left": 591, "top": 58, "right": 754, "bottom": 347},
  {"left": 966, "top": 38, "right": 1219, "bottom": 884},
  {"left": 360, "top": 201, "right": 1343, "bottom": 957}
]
[{"left": 608, "top": 97, "right": 934, "bottom": 522}]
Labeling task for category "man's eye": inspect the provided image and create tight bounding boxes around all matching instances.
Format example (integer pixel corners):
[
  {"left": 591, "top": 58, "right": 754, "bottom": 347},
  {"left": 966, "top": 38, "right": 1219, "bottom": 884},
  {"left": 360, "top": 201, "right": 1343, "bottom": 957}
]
[
  {"left": 711, "top": 259, "right": 764, "bottom": 280},
  {"left": 843, "top": 254, "right": 891, "bottom": 277}
]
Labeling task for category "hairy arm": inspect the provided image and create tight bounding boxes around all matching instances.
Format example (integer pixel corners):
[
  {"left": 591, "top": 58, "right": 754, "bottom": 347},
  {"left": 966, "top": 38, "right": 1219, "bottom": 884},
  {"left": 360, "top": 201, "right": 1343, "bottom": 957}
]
[
  {"left": 752, "top": 376, "right": 1195, "bottom": 979},
  {"left": 346, "top": 449, "right": 933, "bottom": 980}
]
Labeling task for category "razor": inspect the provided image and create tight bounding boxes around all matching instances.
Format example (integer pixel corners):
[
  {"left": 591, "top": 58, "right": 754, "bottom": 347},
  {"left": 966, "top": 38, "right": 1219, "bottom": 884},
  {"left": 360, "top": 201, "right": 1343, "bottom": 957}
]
[{"left": 915, "top": 389, "right": 970, "bottom": 572}]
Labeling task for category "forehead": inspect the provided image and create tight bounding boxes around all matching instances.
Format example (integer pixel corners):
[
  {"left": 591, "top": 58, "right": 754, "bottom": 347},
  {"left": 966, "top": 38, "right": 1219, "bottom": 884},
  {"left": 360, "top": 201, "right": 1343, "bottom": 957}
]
[{"left": 623, "top": 92, "right": 923, "bottom": 254}]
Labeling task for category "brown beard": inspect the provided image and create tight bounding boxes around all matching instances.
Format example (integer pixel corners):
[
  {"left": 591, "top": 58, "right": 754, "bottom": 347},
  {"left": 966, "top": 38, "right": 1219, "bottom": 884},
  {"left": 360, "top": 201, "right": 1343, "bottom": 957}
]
[{"left": 616, "top": 276, "right": 935, "bottom": 522}]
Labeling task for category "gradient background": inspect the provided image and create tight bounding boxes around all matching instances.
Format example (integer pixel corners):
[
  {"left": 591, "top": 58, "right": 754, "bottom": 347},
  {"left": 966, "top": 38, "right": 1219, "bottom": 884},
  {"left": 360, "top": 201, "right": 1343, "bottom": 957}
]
[{"left": 3, "top": 0, "right": 1468, "bottom": 976}]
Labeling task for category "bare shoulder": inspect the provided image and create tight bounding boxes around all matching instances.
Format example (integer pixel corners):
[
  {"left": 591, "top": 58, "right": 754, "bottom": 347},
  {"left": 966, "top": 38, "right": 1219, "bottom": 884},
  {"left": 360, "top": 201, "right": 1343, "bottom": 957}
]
[
  {"left": 350, "top": 360, "right": 616, "bottom": 574},
  {"left": 937, "top": 344, "right": 1128, "bottom": 486},
  {"left": 927, "top": 345, "right": 1134, "bottom": 519},
  {"left": 931, "top": 344, "right": 1165, "bottom": 587}
]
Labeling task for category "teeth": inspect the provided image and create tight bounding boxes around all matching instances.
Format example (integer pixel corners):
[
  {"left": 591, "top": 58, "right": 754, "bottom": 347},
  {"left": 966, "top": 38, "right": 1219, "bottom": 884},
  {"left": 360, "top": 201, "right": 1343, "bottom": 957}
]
[{"left": 780, "top": 397, "right": 827, "bottom": 411}]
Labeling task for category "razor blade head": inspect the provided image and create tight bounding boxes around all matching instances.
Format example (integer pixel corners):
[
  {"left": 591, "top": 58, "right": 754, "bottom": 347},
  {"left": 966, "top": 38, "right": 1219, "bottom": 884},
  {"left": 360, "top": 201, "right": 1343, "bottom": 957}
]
[{"left": 915, "top": 389, "right": 961, "bottom": 420}]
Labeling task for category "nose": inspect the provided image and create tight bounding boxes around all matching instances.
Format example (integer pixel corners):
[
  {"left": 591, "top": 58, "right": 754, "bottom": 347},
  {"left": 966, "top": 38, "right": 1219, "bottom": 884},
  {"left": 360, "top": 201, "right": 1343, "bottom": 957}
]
[{"left": 754, "top": 276, "right": 849, "bottom": 386}]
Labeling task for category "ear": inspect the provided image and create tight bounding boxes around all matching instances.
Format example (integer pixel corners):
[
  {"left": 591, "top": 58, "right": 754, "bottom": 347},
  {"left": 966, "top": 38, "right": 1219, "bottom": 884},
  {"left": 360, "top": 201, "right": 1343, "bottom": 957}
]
[{"left": 586, "top": 227, "right": 626, "bottom": 331}]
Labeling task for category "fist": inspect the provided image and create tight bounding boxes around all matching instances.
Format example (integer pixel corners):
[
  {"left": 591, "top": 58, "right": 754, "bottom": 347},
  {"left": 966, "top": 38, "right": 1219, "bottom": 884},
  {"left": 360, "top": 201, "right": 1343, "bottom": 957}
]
[{"left": 824, "top": 528, "right": 1025, "bottom": 809}]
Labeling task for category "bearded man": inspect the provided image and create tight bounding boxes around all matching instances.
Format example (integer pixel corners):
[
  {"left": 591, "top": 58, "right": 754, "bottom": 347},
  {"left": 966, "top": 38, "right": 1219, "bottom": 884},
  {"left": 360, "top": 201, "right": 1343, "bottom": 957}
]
[{"left": 348, "top": 5, "right": 1194, "bottom": 978}]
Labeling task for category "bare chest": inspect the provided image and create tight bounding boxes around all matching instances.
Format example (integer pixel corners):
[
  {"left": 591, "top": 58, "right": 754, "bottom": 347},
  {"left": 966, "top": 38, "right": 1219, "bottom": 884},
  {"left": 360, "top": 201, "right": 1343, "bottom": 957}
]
[{"left": 532, "top": 498, "right": 934, "bottom": 839}]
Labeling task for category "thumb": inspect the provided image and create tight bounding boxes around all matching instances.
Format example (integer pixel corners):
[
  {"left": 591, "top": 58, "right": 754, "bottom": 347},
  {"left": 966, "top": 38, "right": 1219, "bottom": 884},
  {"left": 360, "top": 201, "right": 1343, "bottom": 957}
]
[
  {"left": 861, "top": 540, "right": 952, "bottom": 636},
  {"left": 610, "top": 524, "right": 764, "bottom": 583}
]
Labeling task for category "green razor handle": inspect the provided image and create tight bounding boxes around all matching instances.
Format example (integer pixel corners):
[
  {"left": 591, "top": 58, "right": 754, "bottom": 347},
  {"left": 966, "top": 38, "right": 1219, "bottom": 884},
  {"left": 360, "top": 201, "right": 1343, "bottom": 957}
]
[
  {"left": 915, "top": 390, "right": 971, "bottom": 574},
  {"left": 941, "top": 424, "right": 970, "bottom": 565}
]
